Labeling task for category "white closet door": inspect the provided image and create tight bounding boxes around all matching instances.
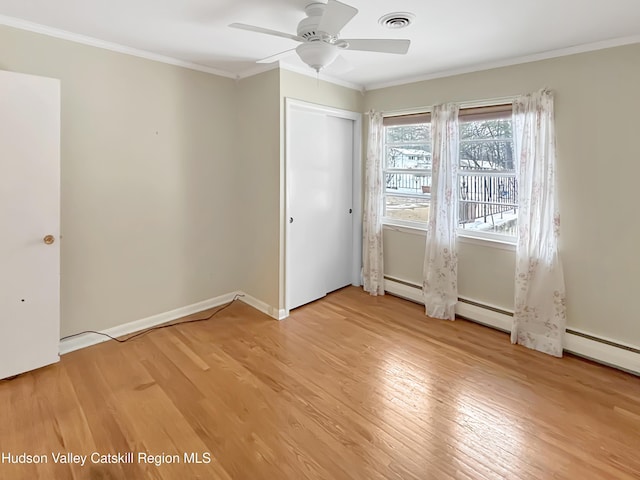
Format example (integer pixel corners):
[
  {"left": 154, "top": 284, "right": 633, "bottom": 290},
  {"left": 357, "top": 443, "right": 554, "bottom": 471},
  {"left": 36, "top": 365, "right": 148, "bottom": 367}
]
[
  {"left": 287, "top": 108, "right": 330, "bottom": 309},
  {"left": 286, "top": 103, "right": 357, "bottom": 311},
  {"left": 325, "top": 115, "right": 353, "bottom": 293},
  {"left": 0, "top": 70, "right": 60, "bottom": 379}
]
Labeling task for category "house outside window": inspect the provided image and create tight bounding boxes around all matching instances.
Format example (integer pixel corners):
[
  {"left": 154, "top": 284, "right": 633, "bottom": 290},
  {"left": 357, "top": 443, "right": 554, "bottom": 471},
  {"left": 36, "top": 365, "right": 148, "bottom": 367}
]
[{"left": 382, "top": 104, "right": 516, "bottom": 240}]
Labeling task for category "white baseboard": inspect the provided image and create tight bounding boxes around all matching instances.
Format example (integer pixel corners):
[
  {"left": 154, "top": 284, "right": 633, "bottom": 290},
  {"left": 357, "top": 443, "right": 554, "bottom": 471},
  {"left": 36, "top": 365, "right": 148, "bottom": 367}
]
[
  {"left": 59, "top": 291, "right": 283, "bottom": 355},
  {"left": 564, "top": 332, "right": 640, "bottom": 375},
  {"left": 384, "top": 278, "right": 640, "bottom": 375},
  {"left": 455, "top": 301, "right": 512, "bottom": 332},
  {"left": 383, "top": 278, "right": 423, "bottom": 304},
  {"left": 237, "top": 292, "right": 284, "bottom": 320}
]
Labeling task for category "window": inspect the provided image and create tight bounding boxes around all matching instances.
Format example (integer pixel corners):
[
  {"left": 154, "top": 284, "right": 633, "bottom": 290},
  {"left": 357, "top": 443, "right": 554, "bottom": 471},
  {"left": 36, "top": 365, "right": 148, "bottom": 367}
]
[
  {"left": 382, "top": 104, "right": 517, "bottom": 239},
  {"left": 458, "top": 105, "right": 516, "bottom": 237},
  {"left": 382, "top": 113, "right": 432, "bottom": 225}
]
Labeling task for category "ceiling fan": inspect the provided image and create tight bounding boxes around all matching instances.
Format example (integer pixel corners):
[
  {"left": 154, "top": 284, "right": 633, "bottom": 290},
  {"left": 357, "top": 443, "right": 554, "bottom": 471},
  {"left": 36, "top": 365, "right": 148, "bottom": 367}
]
[{"left": 230, "top": 0, "right": 410, "bottom": 73}]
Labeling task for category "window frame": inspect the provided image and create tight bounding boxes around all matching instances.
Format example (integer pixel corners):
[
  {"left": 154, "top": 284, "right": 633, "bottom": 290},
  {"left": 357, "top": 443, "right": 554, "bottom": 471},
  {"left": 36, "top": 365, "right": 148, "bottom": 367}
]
[
  {"left": 381, "top": 113, "right": 433, "bottom": 229},
  {"left": 380, "top": 101, "right": 517, "bottom": 245},
  {"left": 457, "top": 104, "right": 516, "bottom": 242}
]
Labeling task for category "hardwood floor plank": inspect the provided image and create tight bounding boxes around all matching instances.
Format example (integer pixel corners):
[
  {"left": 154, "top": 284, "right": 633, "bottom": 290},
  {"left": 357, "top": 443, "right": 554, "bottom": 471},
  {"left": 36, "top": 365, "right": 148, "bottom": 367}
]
[
  {"left": 2, "top": 287, "right": 639, "bottom": 479},
  {"left": 218, "top": 336, "right": 431, "bottom": 480}
]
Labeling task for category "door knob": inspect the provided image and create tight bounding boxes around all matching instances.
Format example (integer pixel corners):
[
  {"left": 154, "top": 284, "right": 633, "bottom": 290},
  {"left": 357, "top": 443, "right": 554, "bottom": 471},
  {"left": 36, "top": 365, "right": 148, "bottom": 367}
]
[
  {"left": 289, "top": 217, "right": 294, "bottom": 224},
  {"left": 43, "top": 235, "right": 55, "bottom": 245}
]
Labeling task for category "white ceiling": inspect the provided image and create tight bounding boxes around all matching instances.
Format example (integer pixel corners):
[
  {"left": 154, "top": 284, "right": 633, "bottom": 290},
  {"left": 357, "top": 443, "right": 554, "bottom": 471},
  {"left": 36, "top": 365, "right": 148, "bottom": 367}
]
[{"left": 1, "top": 0, "right": 640, "bottom": 90}]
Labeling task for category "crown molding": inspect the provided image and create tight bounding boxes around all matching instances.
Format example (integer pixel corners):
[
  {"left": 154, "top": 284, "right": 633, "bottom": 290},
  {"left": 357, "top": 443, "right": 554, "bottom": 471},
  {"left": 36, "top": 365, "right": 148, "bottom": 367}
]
[
  {"left": 0, "top": 14, "right": 237, "bottom": 79},
  {"left": 234, "top": 62, "right": 280, "bottom": 80},
  {"left": 365, "top": 34, "right": 640, "bottom": 91}
]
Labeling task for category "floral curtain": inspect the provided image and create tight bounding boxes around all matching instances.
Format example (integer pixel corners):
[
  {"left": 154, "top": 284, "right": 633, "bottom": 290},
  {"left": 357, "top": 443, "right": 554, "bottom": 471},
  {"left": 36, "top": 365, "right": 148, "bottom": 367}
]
[
  {"left": 363, "top": 111, "right": 385, "bottom": 295},
  {"left": 423, "top": 103, "right": 459, "bottom": 319},
  {"left": 511, "top": 89, "right": 567, "bottom": 357}
]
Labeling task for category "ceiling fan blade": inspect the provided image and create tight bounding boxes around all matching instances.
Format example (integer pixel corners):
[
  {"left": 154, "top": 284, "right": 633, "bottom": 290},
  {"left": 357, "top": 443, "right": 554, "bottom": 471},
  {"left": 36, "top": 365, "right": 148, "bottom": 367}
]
[
  {"left": 229, "top": 23, "right": 303, "bottom": 42},
  {"left": 317, "top": 0, "right": 358, "bottom": 36},
  {"left": 257, "top": 48, "right": 297, "bottom": 64},
  {"left": 342, "top": 39, "right": 410, "bottom": 54}
]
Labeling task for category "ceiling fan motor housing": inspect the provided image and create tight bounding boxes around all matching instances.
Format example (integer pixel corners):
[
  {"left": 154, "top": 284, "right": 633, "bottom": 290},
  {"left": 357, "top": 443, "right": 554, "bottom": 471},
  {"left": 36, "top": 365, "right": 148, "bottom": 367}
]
[{"left": 297, "top": 2, "right": 328, "bottom": 41}]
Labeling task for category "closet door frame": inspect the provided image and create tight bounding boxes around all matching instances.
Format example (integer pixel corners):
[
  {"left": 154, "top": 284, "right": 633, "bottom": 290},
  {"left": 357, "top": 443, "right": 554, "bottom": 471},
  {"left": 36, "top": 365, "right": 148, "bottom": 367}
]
[{"left": 283, "top": 98, "right": 362, "bottom": 316}]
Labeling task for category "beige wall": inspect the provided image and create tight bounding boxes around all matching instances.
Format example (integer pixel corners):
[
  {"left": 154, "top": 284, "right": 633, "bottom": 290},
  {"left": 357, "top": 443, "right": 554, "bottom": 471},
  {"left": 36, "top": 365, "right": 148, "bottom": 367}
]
[
  {"left": 383, "top": 229, "right": 516, "bottom": 310},
  {"left": 364, "top": 43, "right": 640, "bottom": 345},
  {"left": 236, "top": 69, "right": 281, "bottom": 311},
  {"left": 1, "top": 25, "right": 240, "bottom": 336},
  {"left": 0, "top": 24, "right": 365, "bottom": 333},
  {"left": 280, "top": 69, "right": 363, "bottom": 113}
]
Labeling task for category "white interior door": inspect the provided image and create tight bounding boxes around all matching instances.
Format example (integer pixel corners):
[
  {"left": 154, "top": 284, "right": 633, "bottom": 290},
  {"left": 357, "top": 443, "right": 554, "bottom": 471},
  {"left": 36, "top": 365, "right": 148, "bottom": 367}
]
[
  {"left": 287, "top": 108, "right": 329, "bottom": 309},
  {"left": 286, "top": 100, "right": 361, "bottom": 312},
  {"left": 325, "top": 116, "right": 353, "bottom": 293},
  {"left": 0, "top": 70, "right": 61, "bottom": 379}
]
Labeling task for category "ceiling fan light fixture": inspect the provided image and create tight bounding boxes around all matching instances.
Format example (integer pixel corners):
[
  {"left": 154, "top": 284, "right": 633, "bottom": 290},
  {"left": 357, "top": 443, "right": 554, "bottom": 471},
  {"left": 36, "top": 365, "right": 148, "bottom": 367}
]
[{"left": 296, "top": 42, "right": 340, "bottom": 72}]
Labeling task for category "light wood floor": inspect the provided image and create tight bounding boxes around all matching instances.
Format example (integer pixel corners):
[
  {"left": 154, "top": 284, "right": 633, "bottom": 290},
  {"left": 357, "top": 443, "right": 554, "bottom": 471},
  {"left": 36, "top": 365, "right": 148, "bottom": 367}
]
[{"left": 1, "top": 287, "right": 639, "bottom": 480}]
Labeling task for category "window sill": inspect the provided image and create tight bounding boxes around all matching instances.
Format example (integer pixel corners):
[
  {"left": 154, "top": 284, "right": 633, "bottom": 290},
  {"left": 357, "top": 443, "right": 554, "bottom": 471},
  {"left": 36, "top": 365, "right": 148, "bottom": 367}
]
[
  {"left": 457, "top": 232, "right": 516, "bottom": 251},
  {"left": 382, "top": 221, "right": 516, "bottom": 251},
  {"left": 382, "top": 221, "right": 427, "bottom": 236}
]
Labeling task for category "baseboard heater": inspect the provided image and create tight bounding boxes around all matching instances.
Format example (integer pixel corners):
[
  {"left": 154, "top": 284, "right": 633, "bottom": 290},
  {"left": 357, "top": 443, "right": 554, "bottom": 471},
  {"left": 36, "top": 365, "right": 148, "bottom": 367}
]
[{"left": 383, "top": 276, "right": 640, "bottom": 375}]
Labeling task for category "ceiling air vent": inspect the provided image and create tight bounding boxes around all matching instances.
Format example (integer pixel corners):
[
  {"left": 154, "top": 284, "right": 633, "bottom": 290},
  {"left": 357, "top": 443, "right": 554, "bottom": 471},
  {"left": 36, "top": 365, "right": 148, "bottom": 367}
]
[{"left": 378, "top": 12, "right": 415, "bottom": 29}]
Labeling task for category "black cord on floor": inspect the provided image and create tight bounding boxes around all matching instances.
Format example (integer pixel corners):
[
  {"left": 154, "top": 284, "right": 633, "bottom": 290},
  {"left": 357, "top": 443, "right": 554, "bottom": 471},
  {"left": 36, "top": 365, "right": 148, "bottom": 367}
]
[{"left": 60, "top": 294, "right": 243, "bottom": 344}]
